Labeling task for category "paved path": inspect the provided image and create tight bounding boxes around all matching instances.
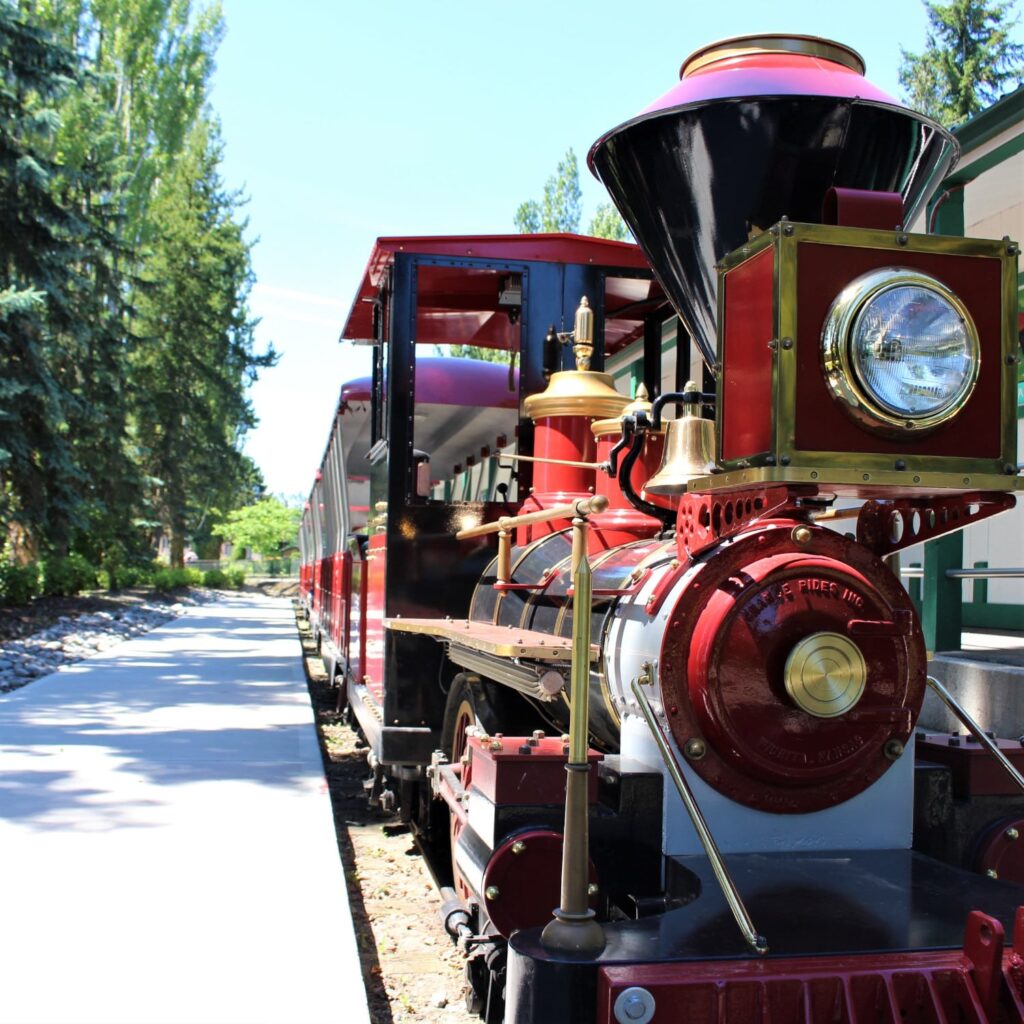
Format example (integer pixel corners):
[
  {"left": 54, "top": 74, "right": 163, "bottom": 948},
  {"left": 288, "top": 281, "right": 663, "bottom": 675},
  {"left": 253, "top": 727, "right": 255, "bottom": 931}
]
[{"left": 0, "top": 594, "right": 368, "bottom": 1024}]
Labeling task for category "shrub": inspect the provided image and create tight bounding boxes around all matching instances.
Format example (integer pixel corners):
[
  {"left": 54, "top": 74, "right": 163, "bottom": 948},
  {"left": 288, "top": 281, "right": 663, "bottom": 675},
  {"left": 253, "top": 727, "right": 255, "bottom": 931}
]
[
  {"left": 41, "top": 554, "right": 97, "bottom": 597},
  {"left": 0, "top": 563, "right": 41, "bottom": 607},
  {"left": 226, "top": 568, "right": 246, "bottom": 589},
  {"left": 202, "top": 568, "right": 228, "bottom": 588},
  {"left": 153, "top": 566, "right": 203, "bottom": 591},
  {"left": 152, "top": 569, "right": 176, "bottom": 592}
]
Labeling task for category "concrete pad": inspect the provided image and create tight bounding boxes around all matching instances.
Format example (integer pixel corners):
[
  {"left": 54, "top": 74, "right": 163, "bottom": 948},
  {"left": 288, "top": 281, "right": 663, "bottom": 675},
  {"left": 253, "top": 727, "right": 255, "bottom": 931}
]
[{"left": 0, "top": 594, "right": 368, "bottom": 1024}]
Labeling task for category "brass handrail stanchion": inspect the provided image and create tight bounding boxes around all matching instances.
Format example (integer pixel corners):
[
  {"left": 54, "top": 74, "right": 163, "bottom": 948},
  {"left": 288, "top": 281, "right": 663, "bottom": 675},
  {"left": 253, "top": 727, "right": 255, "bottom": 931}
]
[{"left": 540, "top": 511, "right": 605, "bottom": 955}]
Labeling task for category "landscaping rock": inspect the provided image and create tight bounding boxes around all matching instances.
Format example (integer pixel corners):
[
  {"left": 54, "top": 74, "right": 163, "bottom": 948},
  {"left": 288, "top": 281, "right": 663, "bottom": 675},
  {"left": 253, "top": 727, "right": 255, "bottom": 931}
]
[{"left": 0, "top": 589, "right": 219, "bottom": 693}]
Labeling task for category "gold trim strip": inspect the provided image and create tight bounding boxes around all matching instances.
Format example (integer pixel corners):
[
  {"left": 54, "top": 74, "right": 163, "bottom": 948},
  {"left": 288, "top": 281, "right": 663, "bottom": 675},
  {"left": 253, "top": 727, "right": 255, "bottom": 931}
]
[
  {"left": 687, "top": 466, "right": 1021, "bottom": 495},
  {"left": 682, "top": 34, "right": 865, "bottom": 78}
]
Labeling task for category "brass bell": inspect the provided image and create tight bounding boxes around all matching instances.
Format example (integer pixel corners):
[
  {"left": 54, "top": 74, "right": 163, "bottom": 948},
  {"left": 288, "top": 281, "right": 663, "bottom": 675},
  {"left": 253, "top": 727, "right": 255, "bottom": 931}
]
[{"left": 644, "top": 381, "right": 716, "bottom": 495}]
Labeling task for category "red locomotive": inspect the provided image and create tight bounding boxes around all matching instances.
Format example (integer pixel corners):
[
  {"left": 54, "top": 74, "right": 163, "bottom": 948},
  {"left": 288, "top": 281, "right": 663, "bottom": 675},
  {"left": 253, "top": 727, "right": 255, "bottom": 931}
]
[{"left": 300, "top": 35, "right": 1024, "bottom": 1023}]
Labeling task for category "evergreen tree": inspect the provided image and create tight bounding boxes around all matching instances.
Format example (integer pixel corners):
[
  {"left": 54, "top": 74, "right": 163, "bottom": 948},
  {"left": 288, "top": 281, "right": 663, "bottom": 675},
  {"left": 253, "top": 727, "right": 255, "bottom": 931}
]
[
  {"left": 0, "top": 0, "right": 270, "bottom": 574},
  {"left": 0, "top": 5, "right": 89, "bottom": 555},
  {"left": 132, "top": 120, "right": 275, "bottom": 566},
  {"left": 900, "top": 0, "right": 1024, "bottom": 125}
]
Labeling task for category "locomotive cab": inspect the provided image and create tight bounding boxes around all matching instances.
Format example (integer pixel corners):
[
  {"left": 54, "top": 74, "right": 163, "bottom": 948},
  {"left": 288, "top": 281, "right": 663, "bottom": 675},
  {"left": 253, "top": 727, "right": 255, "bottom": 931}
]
[{"left": 326, "top": 236, "right": 663, "bottom": 774}]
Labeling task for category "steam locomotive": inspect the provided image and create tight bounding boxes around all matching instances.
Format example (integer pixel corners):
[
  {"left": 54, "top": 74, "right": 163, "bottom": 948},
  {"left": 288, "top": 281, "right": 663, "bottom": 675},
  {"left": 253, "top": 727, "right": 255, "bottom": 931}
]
[{"left": 300, "top": 35, "right": 1024, "bottom": 1023}]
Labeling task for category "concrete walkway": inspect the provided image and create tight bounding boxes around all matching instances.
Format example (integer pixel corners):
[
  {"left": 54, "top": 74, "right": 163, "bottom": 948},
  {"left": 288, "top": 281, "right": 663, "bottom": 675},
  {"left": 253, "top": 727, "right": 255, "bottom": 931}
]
[{"left": 0, "top": 594, "right": 369, "bottom": 1024}]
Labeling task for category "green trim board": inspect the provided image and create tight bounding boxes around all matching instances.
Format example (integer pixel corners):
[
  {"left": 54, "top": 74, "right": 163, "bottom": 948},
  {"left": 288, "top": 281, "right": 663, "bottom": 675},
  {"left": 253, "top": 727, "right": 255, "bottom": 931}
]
[
  {"left": 945, "top": 130, "right": 1024, "bottom": 186},
  {"left": 963, "top": 602, "right": 1024, "bottom": 630},
  {"left": 953, "top": 84, "right": 1024, "bottom": 156}
]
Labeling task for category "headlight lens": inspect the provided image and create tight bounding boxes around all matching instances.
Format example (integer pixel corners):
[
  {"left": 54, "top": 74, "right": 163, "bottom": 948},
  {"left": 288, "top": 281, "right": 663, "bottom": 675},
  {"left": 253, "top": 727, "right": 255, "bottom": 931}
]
[{"left": 822, "top": 269, "right": 980, "bottom": 434}]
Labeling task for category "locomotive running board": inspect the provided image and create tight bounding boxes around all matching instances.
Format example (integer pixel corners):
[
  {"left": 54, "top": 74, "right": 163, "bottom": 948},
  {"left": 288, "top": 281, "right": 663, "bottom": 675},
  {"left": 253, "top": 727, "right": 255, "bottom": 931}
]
[{"left": 385, "top": 618, "right": 599, "bottom": 662}]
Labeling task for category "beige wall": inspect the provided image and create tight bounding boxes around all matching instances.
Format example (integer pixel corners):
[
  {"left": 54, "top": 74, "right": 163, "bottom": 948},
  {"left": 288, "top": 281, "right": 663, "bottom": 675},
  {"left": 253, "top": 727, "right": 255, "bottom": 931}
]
[{"left": 964, "top": 149, "right": 1024, "bottom": 243}]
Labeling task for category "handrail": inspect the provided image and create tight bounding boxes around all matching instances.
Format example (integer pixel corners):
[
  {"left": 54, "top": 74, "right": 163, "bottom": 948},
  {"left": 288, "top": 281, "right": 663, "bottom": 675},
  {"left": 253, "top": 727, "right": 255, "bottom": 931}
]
[
  {"left": 900, "top": 566, "right": 1024, "bottom": 580},
  {"left": 631, "top": 677, "right": 768, "bottom": 956},
  {"left": 455, "top": 495, "right": 609, "bottom": 540},
  {"left": 926, "top": 675, "right": 1024, "bottom": 795},
  {"left": 497, "top": 452, "right": 605, "bottom": 472}
]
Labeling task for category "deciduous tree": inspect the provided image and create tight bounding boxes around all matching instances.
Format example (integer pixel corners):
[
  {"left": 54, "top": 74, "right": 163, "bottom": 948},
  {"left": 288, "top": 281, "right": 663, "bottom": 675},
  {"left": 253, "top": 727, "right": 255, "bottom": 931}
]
[
  {"left": 514, "top": 148, "right": 629, "bottom": 239},
  {"left": 132, "top": 119, "right": 275, "bottom": 566},
  {"left": 216, "top": 496, "right": 300, "bottom": 558}
]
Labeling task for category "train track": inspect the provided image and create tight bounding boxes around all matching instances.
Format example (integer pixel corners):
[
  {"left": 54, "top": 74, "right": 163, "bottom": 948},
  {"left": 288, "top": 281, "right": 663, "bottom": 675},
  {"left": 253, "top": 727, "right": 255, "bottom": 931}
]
[{"left": 294, "top": 608, "right": 476, "bottom": 1024}]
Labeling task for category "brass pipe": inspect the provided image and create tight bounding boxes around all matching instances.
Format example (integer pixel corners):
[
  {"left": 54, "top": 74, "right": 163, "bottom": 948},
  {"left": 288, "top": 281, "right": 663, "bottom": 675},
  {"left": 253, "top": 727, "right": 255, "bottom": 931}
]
[
  {"left": 456, "top": 495, "right": 609, "bottom": 540},
  {"left": 541, "top": 515, "right": 605, "bottom": 955},
  {"left": 497, "top": 452, "right": 605, "bottom": 471},
  {"left": 926, "top": 675, "right": 1024, "bottom": 794},
  {"left": 811, "top": 506, "right": 862, "bottom": 522},
  {"left": 631, "top": 677, "right": 769, "bottom": 955}
]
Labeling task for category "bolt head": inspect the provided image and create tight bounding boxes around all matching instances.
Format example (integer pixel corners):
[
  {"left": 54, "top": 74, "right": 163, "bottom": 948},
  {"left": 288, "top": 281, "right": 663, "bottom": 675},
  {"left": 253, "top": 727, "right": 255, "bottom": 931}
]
[
  {"left": 884, "top": 738, "right": 905, "bottom": 761},
  {"left": 684, "top": 738, "right": 707, "bottom": 760},
  {"left": 614, "top": 987, "right": 656, "bottom": 1024},
  {"left": 986, "top": 869, "right": 999, "bottom": 880},
  {"left": 485, "top": 885, "right": 500, "bottom": 901},
  {"left": 623, "top": 997, "right": 645, "bottom": 1020},
  {"left": 791, "top": 525, "right": 812, "bottom": 545},
  {"left": 587, "top": 883, "right": 599, "bottom": 897},
  {"left": 1007, "top": 827, "right": 1020, "bottom": 841},
  {"left": 512, "top": 840, "right": 526, "bottom": 855}
]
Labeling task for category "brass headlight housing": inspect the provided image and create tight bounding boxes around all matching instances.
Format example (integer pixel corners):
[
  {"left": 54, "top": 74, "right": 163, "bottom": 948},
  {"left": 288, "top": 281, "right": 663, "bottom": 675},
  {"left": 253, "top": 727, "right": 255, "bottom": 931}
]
[{"left": 822, "top": 268, "right": 980, "bottom": 435}]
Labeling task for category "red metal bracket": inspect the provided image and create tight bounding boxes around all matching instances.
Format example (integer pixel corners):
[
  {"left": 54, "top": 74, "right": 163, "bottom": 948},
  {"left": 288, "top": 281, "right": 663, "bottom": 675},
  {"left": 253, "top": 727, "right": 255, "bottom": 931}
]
[
  {"left": 645, "top": 559, "right": 686, "bottom": 616},
  {"left": 964, "top": 910, "right": 1006, "bottom": 1019},
  {"left": 493, "top": 569, "right": 561, "bottom": 593},
  {"left": 569, "top": 567, "right": 652, "bottom": 599},
  {"left": 677, "top": 485, "right": 808, "bottom": 558},
  {"left": 856, "top": 491, "right": 1016, "bottom": 558}
]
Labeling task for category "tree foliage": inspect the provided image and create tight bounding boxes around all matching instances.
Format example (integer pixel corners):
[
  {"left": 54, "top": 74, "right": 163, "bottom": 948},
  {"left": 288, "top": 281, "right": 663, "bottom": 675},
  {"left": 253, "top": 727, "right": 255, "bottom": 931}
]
[
  {"left": 133, "top": 120, "right": 275, "bottom": 565},
  {"left": 900, "top": 0, "right": 1024, "bottom": 125},
  {"left": 0, "top": 1, "right": 275, "bottom": 573},
  {"left": 514, "top": 147, "right": 629, "bottom": 240},
  {"left": 216, "top": 497, "right": 300, "bottom": 557},
  {"left": 514, "top": 149, "right": 582, "bottom": 233},
  {"left": 588, "top": 202, "right": 629, "bottom": 241}
]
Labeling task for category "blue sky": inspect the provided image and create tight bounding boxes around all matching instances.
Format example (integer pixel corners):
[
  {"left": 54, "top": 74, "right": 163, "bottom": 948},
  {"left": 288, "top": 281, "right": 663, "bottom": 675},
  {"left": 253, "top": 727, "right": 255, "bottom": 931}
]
[{"left": 208, "top": 1, "right": 963, "bottom": 499}]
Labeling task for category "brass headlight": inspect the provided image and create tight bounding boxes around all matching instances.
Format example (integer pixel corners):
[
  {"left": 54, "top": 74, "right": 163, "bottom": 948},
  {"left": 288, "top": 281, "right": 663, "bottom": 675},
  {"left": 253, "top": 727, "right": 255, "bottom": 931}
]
[{"left": 822, "top": 268, "right": 980, "bottom": 435}]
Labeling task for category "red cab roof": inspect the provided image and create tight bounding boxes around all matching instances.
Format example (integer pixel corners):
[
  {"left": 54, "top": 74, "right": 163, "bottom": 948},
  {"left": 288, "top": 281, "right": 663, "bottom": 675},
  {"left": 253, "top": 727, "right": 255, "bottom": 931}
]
[{"left": 340, "top": 233, "right": 658, "bottom": 347}]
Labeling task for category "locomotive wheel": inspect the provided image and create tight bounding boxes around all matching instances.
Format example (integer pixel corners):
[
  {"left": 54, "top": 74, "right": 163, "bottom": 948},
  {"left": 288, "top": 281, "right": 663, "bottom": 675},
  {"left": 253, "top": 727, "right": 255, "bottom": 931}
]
[
  {"left": 440, "top": 674, "right": 502, "bottom": 900},
  {"left": 439, "top": 673, "right": 541, "bottom": 900}
]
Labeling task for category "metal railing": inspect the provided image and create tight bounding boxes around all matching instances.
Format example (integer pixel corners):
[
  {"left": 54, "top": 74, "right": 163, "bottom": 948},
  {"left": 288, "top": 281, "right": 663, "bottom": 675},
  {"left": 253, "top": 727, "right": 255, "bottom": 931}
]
[{"left": 901, "top": 566, "right": 1024, "bottom": 580}]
